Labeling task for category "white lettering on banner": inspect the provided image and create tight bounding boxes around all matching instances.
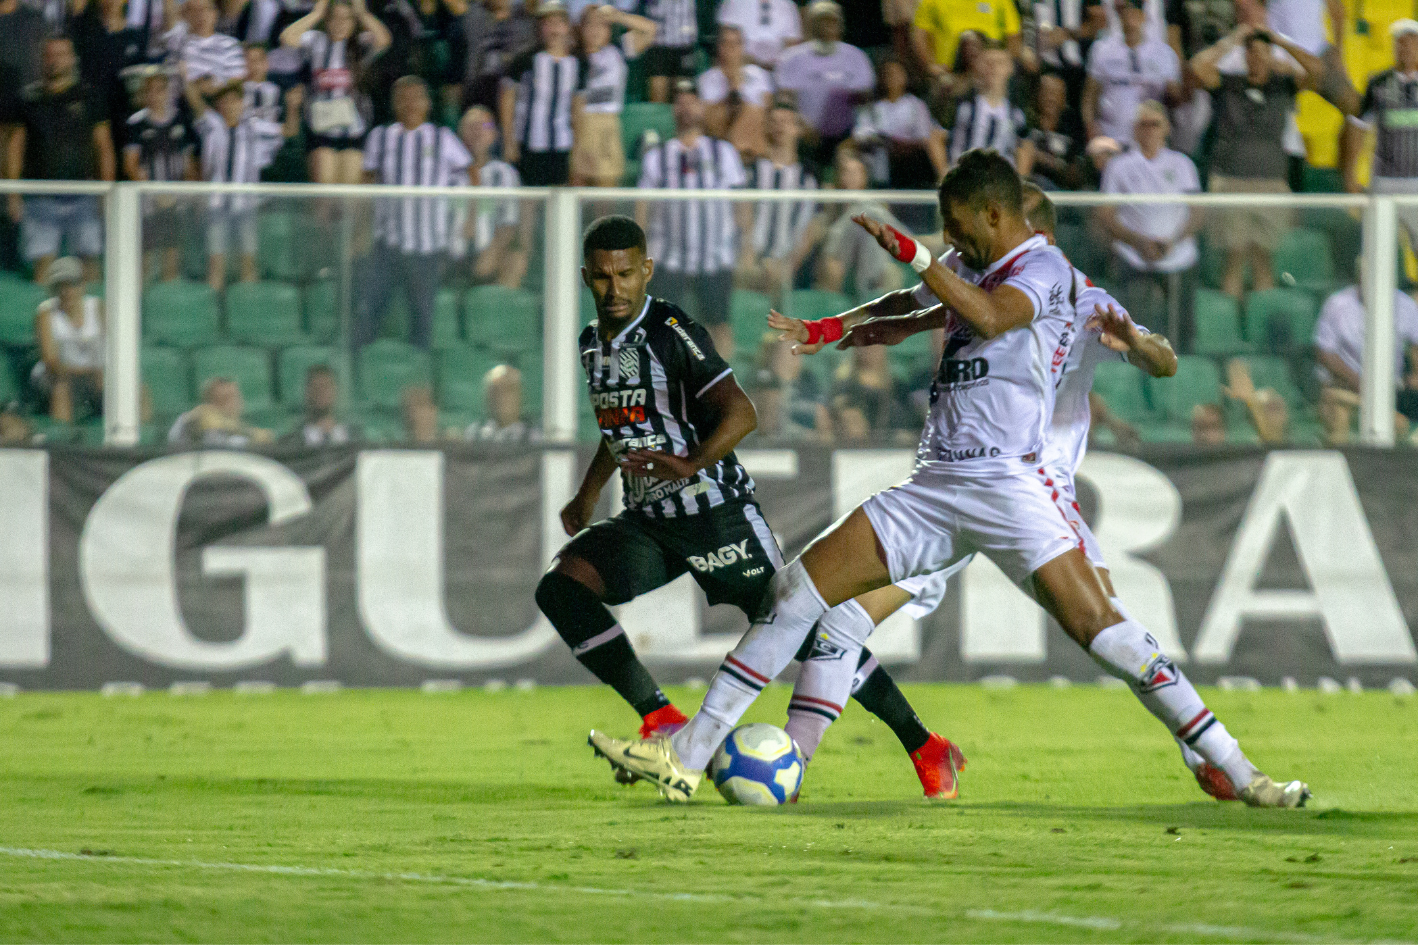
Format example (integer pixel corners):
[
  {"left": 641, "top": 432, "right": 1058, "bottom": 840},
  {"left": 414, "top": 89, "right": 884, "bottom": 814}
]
[
  {"left": 356, "top": 451, "right": 565, "bottom": 668},
  {"left": 1077, "top": 453, "right": 1188, "bottom": 660},
  {"left": 832, "top": 450, "right": 920, "bottom": 662},
  {"left": 79, "top": 452, "right": 326, "bottom": 670},
  {"left": 1194, "top": 452, "right": 1416, "bottom": 664},
  {"left": 0, "top": 451, "right": 48, "bottom": 667}
]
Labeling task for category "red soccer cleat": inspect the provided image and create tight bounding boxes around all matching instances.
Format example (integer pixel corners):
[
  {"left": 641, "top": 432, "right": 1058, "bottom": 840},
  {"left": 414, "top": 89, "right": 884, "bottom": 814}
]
[
  {"left": 1194, "top": 762, "right": 1240, "bottom": 801},
  {"left": 639, "top": 705, "right": 689, "bottom": 739},
  {"left": 911, "top": 733, "right": 966, "bottom": 800}
]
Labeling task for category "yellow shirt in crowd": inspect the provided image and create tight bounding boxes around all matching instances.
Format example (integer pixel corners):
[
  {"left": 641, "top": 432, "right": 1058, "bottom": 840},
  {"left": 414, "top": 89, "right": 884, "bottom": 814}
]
[{"left": 912, "top": 0, "right": 1020, "bottom": 67}]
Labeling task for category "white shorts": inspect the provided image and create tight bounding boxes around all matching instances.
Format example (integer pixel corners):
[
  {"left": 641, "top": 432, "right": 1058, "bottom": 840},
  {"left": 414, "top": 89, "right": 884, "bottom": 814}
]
[
  {"left": 1044, "top": 465, "right": 1106, "bottom": 569},
  {"left": 862, "top": 466, "right": 1081, "bottom": 592},
  {"left": 895, "top": 553, "right": 972, "bottom": 619}
]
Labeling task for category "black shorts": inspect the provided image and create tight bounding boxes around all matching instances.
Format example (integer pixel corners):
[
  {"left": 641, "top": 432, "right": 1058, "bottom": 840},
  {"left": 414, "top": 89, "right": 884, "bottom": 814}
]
[
  {"left": 306, "top": 131, "right": 367, "bottom": 153},
  {"left": 558, "top": 498, "right": 782, "bottom": 616},
  {"left": 643, "top": 44, "right": 698, "bottom": 79},
  {"left": 519, "top": 150, "right": 571, "bottom": 186}
]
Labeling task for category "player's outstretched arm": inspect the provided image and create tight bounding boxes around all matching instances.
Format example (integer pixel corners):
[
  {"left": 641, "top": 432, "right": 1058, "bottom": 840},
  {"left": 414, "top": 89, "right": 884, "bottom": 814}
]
[
  {"left": 838, "top": 303, "right": 949, "bottom": 348},
  {"left": 1087, "top": 303, "right": 1178, "bottom": 378},
  {"left": 622, "top": 376, "right": 758, "bottom": 482},
  {"left": 766, "top": 284, "right": 929, "bottom": 355},
  {"left": 562, "top": 439, "right": 618, "bottom": 535}
]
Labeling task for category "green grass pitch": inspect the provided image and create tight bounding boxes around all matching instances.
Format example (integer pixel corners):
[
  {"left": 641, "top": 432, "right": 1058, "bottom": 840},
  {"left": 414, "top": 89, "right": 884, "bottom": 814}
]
[{"left": 1, "top": 683, "right": 1416, "bottom": 943}]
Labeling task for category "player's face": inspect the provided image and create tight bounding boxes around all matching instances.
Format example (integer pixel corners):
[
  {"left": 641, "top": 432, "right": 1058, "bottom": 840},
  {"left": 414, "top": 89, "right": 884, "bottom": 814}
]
[
  {"left": 583, "top": 247, "right": 653, "bottom": 326},
  {"left": 940, "top": 200, "right": 996, "bottom": 271}
]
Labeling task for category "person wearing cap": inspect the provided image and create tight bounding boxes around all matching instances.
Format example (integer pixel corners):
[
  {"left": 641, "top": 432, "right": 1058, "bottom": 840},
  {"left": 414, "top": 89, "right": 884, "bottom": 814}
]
[
  {"left": 32, "top": 256, "right": 105, "bottom": 425},
  {"left": 1193, "top": 23, "right": 1320, "bottom": 300},
  {"left": 1342, "top": 20, "right": 1418, "bottom": 248},
  {"left": 640, "top": 0, "right": 699, "bottom": 103},
  {"left": 500, "top": 0, "right": 586, "bottom": 186},
  {"left": 571, "top": 3, "right": 657, "bottom": 187},
  {"left": 715, "top": 0, "right": 803, "bottom": 69},
  {"left": 773, "top": 0, "right": 875, "bottom": 167},
  {"left": 1082, "top": 0, "right": 1181, "bottom": 145},
  {"left": 910, "top": 0, "right": 1022, "bottom": 81},
  {"left": 697, "top": 25, "right": 775, "bottom": 160},
  {"left": 123, "top": 67, "right": 199, "bottom": 283}
]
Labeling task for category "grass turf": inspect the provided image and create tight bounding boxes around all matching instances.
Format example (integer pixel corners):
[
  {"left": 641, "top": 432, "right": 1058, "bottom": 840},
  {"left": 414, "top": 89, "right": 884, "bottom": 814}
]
[{"left": 0, "top": 683, "right": 1416, "bottom": 943}]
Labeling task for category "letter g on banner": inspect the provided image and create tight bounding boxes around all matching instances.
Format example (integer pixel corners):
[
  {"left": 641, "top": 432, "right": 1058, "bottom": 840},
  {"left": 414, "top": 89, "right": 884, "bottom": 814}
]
[{"left": 79, "top": 452, "right": 326, "bottom": 670}]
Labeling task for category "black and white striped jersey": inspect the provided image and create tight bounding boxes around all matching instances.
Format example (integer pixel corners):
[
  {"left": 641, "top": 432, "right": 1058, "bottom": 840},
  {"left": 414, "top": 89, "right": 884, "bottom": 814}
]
[
  {"left": 508, "top": 49, "right": 586, "bottom": 153},
  {"left": 1360, "top": 69, "right": 1418, "bottom": 180},
  {"left": 578, "top": 297, "right": 754, "bottom": 517},
  {"left": 124, "top": 108, "right": 196, "bottom": 182},
  {"left": 638, "top": 134, "right": 747, "bottom": 275},
  {"left": 644, "top": 0, "right": 697, "bottom": 49},
  {"left": 747, "top": 158, "right": 817, "bottom": 260},
  {"left": 947, "top": 93, "right": 1028, "bottom": 166},
  {"left": 363, "top": 121, "right": 473, "bottom": 254}
]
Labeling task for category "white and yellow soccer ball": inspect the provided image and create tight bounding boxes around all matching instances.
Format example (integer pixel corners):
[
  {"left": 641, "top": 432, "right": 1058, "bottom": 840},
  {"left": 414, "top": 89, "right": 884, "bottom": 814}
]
[{"left": 711, "top": 723, "right": 805, "bottom": 806}]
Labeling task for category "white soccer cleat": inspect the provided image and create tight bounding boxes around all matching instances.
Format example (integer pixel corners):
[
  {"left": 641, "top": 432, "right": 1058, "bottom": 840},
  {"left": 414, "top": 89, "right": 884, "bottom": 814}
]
[
  {"left": 588, "top": 730, "right": 701, "bottom": 803},
  {"left": 1239, "top": 774, "right": 1311, "bottom": 808}
]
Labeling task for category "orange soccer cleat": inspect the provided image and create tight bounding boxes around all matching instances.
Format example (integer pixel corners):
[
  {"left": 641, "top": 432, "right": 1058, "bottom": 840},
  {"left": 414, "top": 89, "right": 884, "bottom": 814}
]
[
  {"left": 1194, "top": 762, "right": 1240, "bottom": 801},
  {"left": 638, "top": 704, "right": 689, "bottom": 739},
  {"left": 911, "top": 733, "right": 967, "bottom": 800}
]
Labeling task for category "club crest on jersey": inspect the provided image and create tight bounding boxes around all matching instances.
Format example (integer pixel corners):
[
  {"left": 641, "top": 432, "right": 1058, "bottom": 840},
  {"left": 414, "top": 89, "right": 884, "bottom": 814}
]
[
  {"left": 618, "top": 347, "right": 641, "bottom": 384},
  {"left": 688, "top": 540, "right": 752, "bottom": 573},
  {"left": 1138, "top": 654, "right": 1179, "bottom": 693},
  {"left": 665, "top": 317, "right": 706, "bottom": 361}
]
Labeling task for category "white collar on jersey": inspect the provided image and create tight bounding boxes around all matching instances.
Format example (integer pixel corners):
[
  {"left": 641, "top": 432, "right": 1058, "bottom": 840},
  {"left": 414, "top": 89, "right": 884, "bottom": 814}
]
[
  {"left": 599, "top": 295, "right": 652, "bottom": 346},
  {"left": 980, "top": 233, "right": 1049, "bottom": 279}
]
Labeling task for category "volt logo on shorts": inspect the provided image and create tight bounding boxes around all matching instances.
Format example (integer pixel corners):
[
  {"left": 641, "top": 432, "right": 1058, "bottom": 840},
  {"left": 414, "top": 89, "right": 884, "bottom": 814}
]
[
  {"left": 1138, "top": 653, "right": 1178, "bottom": 693},
  {"left": 688, "top": 540, "right": 752, "bottom": 572}
]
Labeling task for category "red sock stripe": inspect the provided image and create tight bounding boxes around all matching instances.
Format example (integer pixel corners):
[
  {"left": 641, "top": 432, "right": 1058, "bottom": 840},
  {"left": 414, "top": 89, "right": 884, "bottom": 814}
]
[
  {"left": 789, "top": 694, "right": 843, "bottom": 713},
  {"left": 1176, "top": 709, "right": 1213, "bottom": 738},
  {"left": 725, "top": 656, "right": 770, "bottom": 684}
]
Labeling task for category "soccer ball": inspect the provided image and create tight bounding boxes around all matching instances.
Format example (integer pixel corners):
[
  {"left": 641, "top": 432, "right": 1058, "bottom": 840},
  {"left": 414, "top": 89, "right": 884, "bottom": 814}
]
[{"left": 711, "top": 723, "right": 805, "bottom": 806}]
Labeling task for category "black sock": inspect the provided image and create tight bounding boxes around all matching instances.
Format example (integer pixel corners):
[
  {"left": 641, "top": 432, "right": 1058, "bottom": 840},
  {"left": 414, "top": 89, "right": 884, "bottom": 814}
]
[
  {"left": 536, "top": 571, "right": 669, "bottom": 717},
  {"left": 850, "top": 648, "right": 931, "bottom": 755}
]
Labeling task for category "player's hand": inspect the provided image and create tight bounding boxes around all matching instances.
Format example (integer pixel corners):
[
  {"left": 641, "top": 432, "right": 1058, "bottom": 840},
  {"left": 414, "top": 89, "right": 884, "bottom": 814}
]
[
  {"left": 560, "top": 490, "right": 597, "bottom": 536},
  {"left": 622, "top": 449, "right": 697, "bottom": 481},
  {"left": 838, "top": 314, "right": 919, "bottom": 349},
  {"left": 766, "top": 309, "right": 825, "bottom": 355},
  {"left": 1087, "top": 303, "right": 1141, "bottom": 354},
  {"left": 853, "top": 213, "right": 906, "bottom": 259}
]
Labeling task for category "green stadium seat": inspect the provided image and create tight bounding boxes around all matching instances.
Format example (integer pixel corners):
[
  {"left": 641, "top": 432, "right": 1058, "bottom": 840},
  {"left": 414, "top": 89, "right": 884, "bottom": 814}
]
[
  {"left": 437, "top": 345, "right": 503, "bottom": 414},
  {"left": 257, "top": 211, "right": 301, "bottom": 281},
  {"left": 1092, "top": 360, "right": 1150, "bottom": 423},
  {"left": 193, "top": 344, "right": 274, "bottom": 412},
  {"left": 1272, "top": 227, "right": 1335, "bottom": 292},
  {"left": 0, "top": 357, "right": 21, "bottom": 402},
  {"left": 1148, "top": 354, "right": 1221, "bottom": 422},
  {"left": 1235, "top": 354, "right": 1307, "bottom": 409},
  {"left": 142, "top": 346, "right": 191, "bottom": 417},
  {"left": 432, "top": 288, "right": 463, "bottom": 349},
  {"left": 620, "top": 102, "right": 675, "bottom": 161},
  {"left": 357, "top": 338, "right": 432, "bottom": 410},
  {"left": 1191, "top": 288, "right": 1250, "bottom": 355},
  {"left": 143, "top": 280, "right": 221, "bottom": 347},
  {"left": 730, "top": 289, "right": 773, "bottom": 350},
  {"left": 226, "top": 280, "right": 305, "bottom": 345},
  {"left": 277, "top": 345, "right": 336, "bottom": 406},
  {"left": 786, "top": 289, "right": 851, "bottom": 322},
  {"left": 1053, "top": 222, "right": 1108, "bottom": 280},
  {"left": 304, "top": 280, "right": 339, "bottom": 342},
  {"left": 0, "top": 274, "right": 47, "bottom": 345},
  {"left": 1246, "top": 288, "right": 1319, "bottom": 354},
  {"left": 464, "top": 285, "right": 540, "bottom": 353}
]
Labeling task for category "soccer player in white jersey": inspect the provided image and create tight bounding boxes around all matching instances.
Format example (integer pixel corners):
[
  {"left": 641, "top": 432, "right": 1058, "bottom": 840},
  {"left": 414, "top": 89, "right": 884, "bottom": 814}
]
[{"left": 590, "top": 149, "right": 1310, "bottom": 808}]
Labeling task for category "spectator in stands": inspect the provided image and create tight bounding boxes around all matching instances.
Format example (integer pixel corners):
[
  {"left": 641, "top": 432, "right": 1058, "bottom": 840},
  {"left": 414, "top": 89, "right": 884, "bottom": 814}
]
[
  {"left": 1084, "top": 133, "right": 1120, "bottom": 185},
  {"left": 1192, "top": 25, "right": 1320, "bottom": 300},
  {"left": 1096, "top": 101, "right": 1200, "bottom": 346},
  {"left": 124, "top": 68, "right": 199, "bottom": 283},
  {"left": 814, "top": 146, "right": 907, "bottom": 301},
  {"left": 187, "top": 77, "right": 302, "bottom": 291},
  {"left": 911, "top": 0, "right": 1022, "bottom": 79},
  {"left": 69, "top": 0, "right": 147, "bottom": 134},
  {"left": 281, "top": 0, "right": 391, "bottom": 186},
  {"left": 715, "top": 0, "right": 802, "bottom": 68},
  {"left": 738, "top": 98, "right": 820, "bottom": 302},
  {"left": 1190, "top": 403, "right": 1225, "bottom": 446},
  {"left": 831, "top": 344, "right": 907, "bottom": 440},
  {"left": 773, "top": 0, "right": 875, "bottom": 167},
  {"left": 169, "top": 376, "right": 273, "bottom": 446},
  {"left": 636, "top": 79, "right": 748, "bottom": 358},
  {"left": 4, "top": 36, "right": 115, "bottom": 286},
  {"left": 1222, "top": 357, "right": 1290, "bottom": 445},
  {"left": 127, "top": 0, "right": 176, "bottom": 61},
  {"left": 1082, "top": 0, "right": 1181, "bottom": 146},
  {"left": 241, "top": 43, "right": 282, "bottom": 122},
  {"left": 1343, "top": 20, "right": 1418, "bottom": 248},
  {"left": 1027, "top": 70, "right": 1087, "bottom": 190},
  {"left": 171, "top": 0, "right": 248, "bottom": 98},
  {"left": 946, "top": 42, "right": 1033, "bottom": 174},
  {"left": 1086, "top": 391, "right": 1140, "bottom": 449},
  {"left": 282, "top": 364, "right": 357, "bottom": 445},
  {"left": 698, "top": 25, "right": 773, "bottom": 160},
  {"left": 0, "top": 0, "right": 47, "bottom": 121},
  {"left": 359, "top": 75, "right": 471, "bottom": 349},
  {"left": 1314, "top": 278, "right": 1418, "bottom": 444},
  {"left": 450, "top": 104, "right": 527, "bottom": 288},
  {"left": 380, "top": 0, "right": 464, "bottom": 112},
  {"left": 456, "top": 0, "right": 535, "bottom": 113},
  {"left": 31, "top": 256, "right": 104, "bottom": 424},
  {"left": 750, "top": 333, "right": 829, "bottom": 442},
  {"left": 1031, "top": 0, "right": 1104, "bottom": 115},
  {"left": 400, "top": 383, "right": 443, "bottom": 442},
  {"left": 571, "top": 3, "right": 656, "bottom": 187},
  {"left": 500, "top": 0, "right": 584, "bottom": 186},
  {"left": 853, "top": 55, "right": 947, "bottom": 188},
  {"left": 1263, "top": 0, "right": 1356, "bottom": 116},
  {"left": 467, "top": 364, "right": 540, "bottom": 441},
  {"left": 640, "top": 0, "right": 698, "bottom": 104}
]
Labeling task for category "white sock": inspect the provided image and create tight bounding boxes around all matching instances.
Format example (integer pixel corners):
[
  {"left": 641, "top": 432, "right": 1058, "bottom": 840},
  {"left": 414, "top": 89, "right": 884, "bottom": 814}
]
[
  {"left": 784, "top": 600, "right": 872, "bottom": 760},
  {"left": 1087, "top": 618, "right": 1257, "bottom": 788},
  {"left": 672, "top": 559, "right": 830, "bottom": 771},
  {"left": 1176, "top": 737, "right": 1205, "bottom": 772}
]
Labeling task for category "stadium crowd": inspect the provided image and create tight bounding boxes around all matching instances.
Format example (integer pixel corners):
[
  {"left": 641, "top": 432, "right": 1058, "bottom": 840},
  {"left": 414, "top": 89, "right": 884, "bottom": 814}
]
[{"left": 2, "top": 0, "right": 1418, "bottom": 448}]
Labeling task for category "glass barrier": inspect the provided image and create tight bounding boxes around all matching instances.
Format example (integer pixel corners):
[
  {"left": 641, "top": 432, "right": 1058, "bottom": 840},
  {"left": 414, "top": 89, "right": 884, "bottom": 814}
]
[{"left": 135, "top": 188, "right": 547, "bottom": 448}]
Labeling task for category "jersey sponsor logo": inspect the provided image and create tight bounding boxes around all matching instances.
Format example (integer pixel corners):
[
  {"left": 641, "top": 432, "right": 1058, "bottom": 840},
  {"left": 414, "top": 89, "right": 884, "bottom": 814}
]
[
  {"left": 937, "top": 357, "right": 990, "bottom": 386},
  {"left": 590, "top": 388, "right": 647, "bottom": 409},
  {"left": 1138, "top": 653, "right": 1178, "bottom": 693},
  {"left": 741, "top": 566, "right": 765, "bottom": 577},
  {"left": 934, "top": 445, "right": 1003, "bottom": 462},
  {"left": 687, "top": 539, "right": 753, "bottom": 573},
  {"left": 597, "top": 405, "right": 645, "bottom": 426},
  {"left": 665, "top": 317, "right": 706, "bottom": 361}
]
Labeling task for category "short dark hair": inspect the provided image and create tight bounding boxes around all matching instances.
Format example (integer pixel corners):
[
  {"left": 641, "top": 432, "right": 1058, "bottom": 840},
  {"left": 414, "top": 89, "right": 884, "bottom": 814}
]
[
  {"left": 1020, "top": 181, "right": 1055, "bottom": 237},
  {"left": 937, "top": 149, "right": 1024, "bottom": 217},
  {"left": 582, "top": 215, "right": 646, "bottom": 259}
]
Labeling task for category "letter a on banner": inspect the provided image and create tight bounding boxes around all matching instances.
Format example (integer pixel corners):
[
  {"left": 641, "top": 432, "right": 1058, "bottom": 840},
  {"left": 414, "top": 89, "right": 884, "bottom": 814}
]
[{"left": 1195, "top": 452, "right": 1416, "bottom": 664}]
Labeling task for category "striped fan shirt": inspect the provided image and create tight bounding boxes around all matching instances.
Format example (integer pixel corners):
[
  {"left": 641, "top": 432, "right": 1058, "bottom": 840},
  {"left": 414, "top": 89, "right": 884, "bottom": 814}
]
[
  {"left": 508, "top": 49, "right": 586, "bottom": 153},
  {"left": 578, "top": 297, "right": 754, "bottom": 518},
  {"left": 194, "top": 110, "right": 284, "bottom": 210},
  {"left": 747, "top": 158, "right": 817, "bottom": 260},
  {"left": 170, "top": 27, "right": 247, "bottom": 85},
  {"left": 644, "top": 0, "right": 697, "bottom": 49},
  {"left": 448, "top": 159, "right": 521, "bottom": 259},
  {"left": 125, "top": 108, "right": 196, "bottom": 182},
  {"left": 638, "top": 134, "right": 747, "bottom": 275},
  {"left": 243, "top": 79, "right": 282, "bottom": 124},
  {"left": 301, "top": 31, "right": 374, "bottom": 141},
  {"left": 1358, "top": 69, "right": 1418, "bottom": 181},
  {"left": 363, "top": 121, "right": 473, "bottom": 255},
  {"left": 947, "top": 93, "right": 1029, "bottom": 166}
]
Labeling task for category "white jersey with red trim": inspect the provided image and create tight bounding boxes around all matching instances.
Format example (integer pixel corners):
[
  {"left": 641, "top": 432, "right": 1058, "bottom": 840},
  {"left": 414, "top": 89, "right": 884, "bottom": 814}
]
[{"left": 909, "top": 234, "right": 1077, "bottom": 477}]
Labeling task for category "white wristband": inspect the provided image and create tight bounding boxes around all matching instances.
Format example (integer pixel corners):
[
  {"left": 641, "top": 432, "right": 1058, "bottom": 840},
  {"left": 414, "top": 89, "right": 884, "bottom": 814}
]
[{"left": 909, "top": 241, "right": 933, "bottom": 273}]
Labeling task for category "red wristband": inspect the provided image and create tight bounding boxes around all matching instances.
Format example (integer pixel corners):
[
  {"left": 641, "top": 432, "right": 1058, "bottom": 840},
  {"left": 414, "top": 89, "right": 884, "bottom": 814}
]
[
  {"left": 803, "top": 317, "right": 843, "bottom": 345},
  {"left": 884, "top": 224, "right": 919, "bottom": 264}
]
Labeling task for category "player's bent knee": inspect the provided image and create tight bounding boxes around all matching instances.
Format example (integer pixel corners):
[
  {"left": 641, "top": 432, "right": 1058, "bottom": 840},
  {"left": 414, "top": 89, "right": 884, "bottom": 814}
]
[
  {"left": 535, "top": 570, "right": 608, "bottom": 639},
  {"left": 546, "top": 554, "right": 606, "bottom": 600}
]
